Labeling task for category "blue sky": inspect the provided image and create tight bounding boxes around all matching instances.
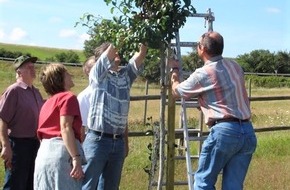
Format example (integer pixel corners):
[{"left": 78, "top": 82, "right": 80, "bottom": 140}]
[{"left": 0, "top": 0, "right": 289, "bottom": 57}]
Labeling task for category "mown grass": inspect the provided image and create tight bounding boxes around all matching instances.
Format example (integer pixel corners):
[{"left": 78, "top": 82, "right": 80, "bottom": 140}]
[{"left": 1, "top": 59, "right": 290, "bottom": 189}]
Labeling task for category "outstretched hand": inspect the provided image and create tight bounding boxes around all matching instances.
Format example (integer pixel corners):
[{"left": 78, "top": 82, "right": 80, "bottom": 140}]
[
  {"left": 139, "top": 43, "right": 148, "bottom": 53},
  {"left": 133, "top": 43, "right": 148, "bottom": 68},
  {"left": 106, "top": 44, "right": 118, "bottom": 62}
]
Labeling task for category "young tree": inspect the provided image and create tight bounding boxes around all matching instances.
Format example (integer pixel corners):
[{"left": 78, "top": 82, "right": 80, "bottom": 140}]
[{"left": 76, "top": 0, "right": 196, "bottom": 82}]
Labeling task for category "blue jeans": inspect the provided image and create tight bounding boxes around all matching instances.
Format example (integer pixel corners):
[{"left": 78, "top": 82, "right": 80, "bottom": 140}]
[
  {"left": 82, "top": 130, "right": 125, "bottom": 190},
  {"left": 3, "top": 137, "right": 39, "bottom": 190},
  {"left": 194, "top": 121, "right": 257, "bottom": 190}
]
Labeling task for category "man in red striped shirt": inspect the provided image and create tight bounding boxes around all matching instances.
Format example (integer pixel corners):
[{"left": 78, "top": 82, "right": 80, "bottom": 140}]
[{"left": 170, "top": 31, "right": 257, "bottom": 190}]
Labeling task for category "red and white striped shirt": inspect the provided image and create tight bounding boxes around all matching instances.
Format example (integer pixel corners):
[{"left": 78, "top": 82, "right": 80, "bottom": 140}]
[{"left": 175, "top": 56, "right": 251, "bottom": 126}]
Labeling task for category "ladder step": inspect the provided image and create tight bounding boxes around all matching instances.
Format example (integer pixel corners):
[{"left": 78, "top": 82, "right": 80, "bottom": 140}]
[
  {"left": 175, "top": 101, "right": 199, "bottom": 108},
  {"left": 175, "top": 129, "right": 205, "bottom": 139},
  {"left": 188, "top": 136, "right": 207, "bottom": 141},
  {"left": 171, "top": 42, "right": 197, "bottom": 47},
  {"left": 175, "top": 128, "right": 201, "bottom": 133},
  {"left": 175, "top": 155, "right": 199, "bottom": 160},
  {"left": 173, "top": 180, "right": 191, "bottom": 186}
]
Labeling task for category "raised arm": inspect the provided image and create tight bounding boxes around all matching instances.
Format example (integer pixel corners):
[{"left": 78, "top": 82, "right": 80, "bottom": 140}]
[
  {"left": 131, "top": 44, "right": 148, "bottom": 68},
  {"left": 104, "top": 44, "right": 118, "bottom": 63}
]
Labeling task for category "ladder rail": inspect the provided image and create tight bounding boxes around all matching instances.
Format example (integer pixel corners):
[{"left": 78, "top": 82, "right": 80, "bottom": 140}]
[
  {"left": 164, "top": 7, "right": 214, "bottom": 190},
  {"left": 180, "top": 98, "right": 194, "bottom": 190}
]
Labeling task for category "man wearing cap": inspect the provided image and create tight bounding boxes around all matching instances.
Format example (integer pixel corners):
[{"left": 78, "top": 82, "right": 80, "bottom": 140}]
[{"left": 0, "top": 55, "right": 44, "bottom": 190}]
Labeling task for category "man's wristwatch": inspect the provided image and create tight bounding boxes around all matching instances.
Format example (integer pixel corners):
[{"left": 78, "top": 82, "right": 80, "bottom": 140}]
[{"left": 170, "top": 67, "right": 179, "bottom": 73}]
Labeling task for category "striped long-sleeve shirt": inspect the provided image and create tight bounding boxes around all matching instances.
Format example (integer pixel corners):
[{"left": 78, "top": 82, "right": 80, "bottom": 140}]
[
  {"left": 175, "top": 55, "right": 251, "bottom": 126},
  {"left": 87, "top": 53, "right": 143, "bottom": 135}
]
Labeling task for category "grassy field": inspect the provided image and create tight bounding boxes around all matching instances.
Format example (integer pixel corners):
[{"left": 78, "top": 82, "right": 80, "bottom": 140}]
[{"left": 1, "top": 58, "right": 290, "bottom": 189}]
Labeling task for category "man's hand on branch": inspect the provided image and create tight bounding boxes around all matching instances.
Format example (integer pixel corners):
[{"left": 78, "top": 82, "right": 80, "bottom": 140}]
[
  {"left": 106, "top": 44, "right": 118, "bottom": 62},
  {"left": 139, "top": 43, "right": 148, "bottom": 54},
  {"left": 168, "top": 58, "right": 179, "bottom": 69}
]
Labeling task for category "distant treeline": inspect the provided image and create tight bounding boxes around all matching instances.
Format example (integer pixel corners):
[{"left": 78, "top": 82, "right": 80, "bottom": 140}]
[
  {"left": 0, "top": 48, "right": 81, "bottom": 64},
  {"left": 1, "top": 46, "right": 290, "bottom": 88}
]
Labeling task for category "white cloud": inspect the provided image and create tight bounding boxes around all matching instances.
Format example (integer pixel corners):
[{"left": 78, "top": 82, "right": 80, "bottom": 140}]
[
  {"left": 9, "top": 27, "right": 27, "bottom": 41},
  {"left": 0, "top": 0, "right": 9, "bottom": 3},
  {"left": 59, "top": 29, "right": 77, "bottom": 38},
  {"left": 58, "top": 30, "right": 89, "bottom": 49},
  {"left": 69, "top": 33, "right": 90, "bottom": 50},
  {"left": 265, "top": 7, "right": 281, "bottom": 14}
]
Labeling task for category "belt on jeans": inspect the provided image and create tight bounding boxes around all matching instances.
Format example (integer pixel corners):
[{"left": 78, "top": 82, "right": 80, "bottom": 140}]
[
  {"left": 214, "top": 118, "right": 249, "bottom": 125},
  {"left": 88, "top": 130, "right": 122, "bottom": 139}
]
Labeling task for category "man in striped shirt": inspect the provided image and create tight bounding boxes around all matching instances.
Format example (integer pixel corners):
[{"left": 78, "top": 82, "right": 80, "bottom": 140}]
[
  {"left": 170, "top": 31, "right": 257, "bottom": 190},
  {"left": 82, "top": 43, "right": 147, "bottom": 190}
]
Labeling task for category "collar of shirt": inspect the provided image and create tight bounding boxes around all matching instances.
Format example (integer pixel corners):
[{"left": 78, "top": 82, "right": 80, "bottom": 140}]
[
  {"left": 205, "top": 55, "right": 223, "bottom": 65},
  {"left": 17, "top": 80, "right": 31, "bottom": 89},
  {"left": 109, "top": 70, "right": 119, "bottom": 76}
]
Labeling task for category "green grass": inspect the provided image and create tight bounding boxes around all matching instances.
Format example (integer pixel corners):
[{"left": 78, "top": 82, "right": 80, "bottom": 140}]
[
  {"left": 1, "top": 56, "right": 290, "bottom": 189},
  {"left": 119, "top": 131, "right": 290, "bottom": 190},
  {"left": 245, "top": 131, "right": 290, "bottom": 190},
  {"left": 255, "top": 131, "right": 290, "bottom": 158}
]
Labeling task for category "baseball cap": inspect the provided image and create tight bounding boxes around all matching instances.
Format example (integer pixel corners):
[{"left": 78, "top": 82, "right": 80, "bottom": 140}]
[{"left": 14, "top": 55, "right": 38, "bottom": 70}]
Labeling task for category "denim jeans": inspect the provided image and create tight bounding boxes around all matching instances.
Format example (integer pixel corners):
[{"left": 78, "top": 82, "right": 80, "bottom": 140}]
[
  {"left": 194, "top": 121, "right": 257, "bottom": 190},
  {"left": 82, "top": 130, "right": 125, "bottom": 190},
  {"left": 3, "top": 137, "right": 39, "bottom": 190}
]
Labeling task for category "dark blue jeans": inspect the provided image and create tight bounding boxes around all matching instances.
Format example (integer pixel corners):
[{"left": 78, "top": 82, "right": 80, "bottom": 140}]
[
  {"left": 3, "top": 137, "right": 39, "bottom": 190},
  {"left": 194, "top": 121, "right": 257, "bottom": 190}
]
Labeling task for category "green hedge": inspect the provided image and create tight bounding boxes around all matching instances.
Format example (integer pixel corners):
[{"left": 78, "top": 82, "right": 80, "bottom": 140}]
[{"left": 245, "top": 75, "right": 290, "bottom": 88}]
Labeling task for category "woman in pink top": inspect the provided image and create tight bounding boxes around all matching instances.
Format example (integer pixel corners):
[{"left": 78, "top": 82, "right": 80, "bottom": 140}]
[{"left": 34, "top": 63, "right": 85, "bottom": 190}]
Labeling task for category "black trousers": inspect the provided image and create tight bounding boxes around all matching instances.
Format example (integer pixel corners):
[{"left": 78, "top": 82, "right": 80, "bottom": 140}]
[{"left": 3, "top": 137, "right": 40, "bottom": 190}]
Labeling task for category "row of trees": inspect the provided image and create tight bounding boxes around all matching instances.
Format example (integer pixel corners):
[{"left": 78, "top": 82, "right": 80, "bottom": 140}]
[
  {"left": 182, "top": 49, "right": 290, "bottom": 74},
  {"left": 1, "top": 45, "right": 289, "bottom": 84},
  {"left": 0, "top": 48, "right": 30, "bottom": 60},
  {"left": 237, "top": 50, "right": 290, "bottom": 74}
]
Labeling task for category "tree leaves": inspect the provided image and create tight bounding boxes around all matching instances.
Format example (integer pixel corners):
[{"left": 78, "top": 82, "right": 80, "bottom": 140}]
[
  {"left": 76, "top": 0, "right": 196, "bottom": 81},
  {"left": 79, "top": 0, "right": 195, "bottom": 53}
]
